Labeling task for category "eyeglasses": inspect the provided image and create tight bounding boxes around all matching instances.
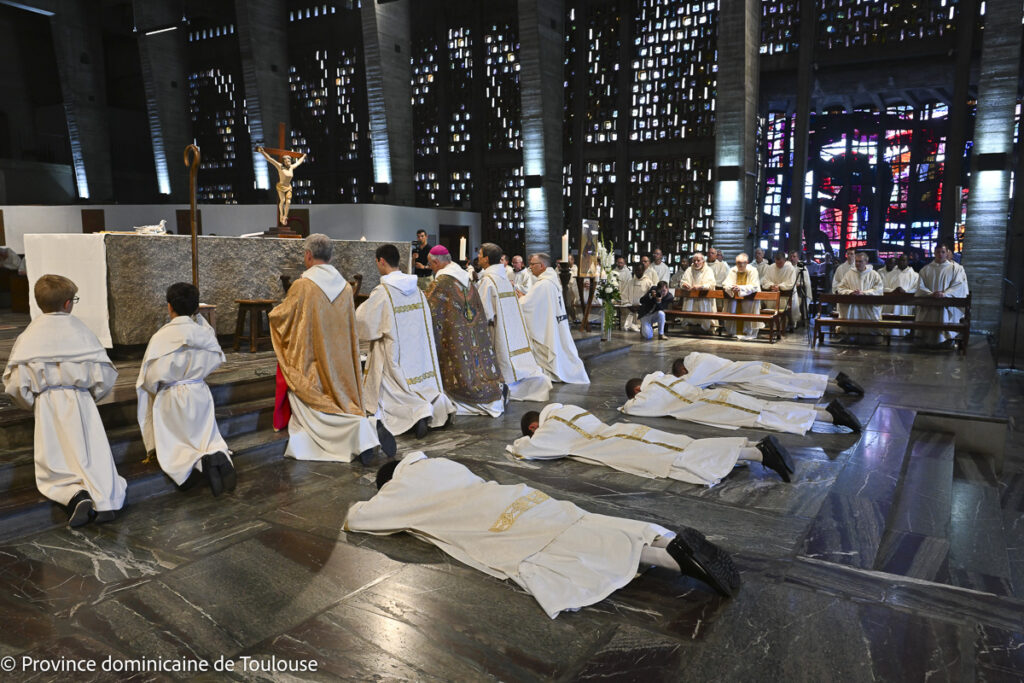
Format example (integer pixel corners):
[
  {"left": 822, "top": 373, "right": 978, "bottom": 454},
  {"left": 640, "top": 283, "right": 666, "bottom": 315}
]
[{"left": 71, "top": 296, "right": 80, "bottom": 304}]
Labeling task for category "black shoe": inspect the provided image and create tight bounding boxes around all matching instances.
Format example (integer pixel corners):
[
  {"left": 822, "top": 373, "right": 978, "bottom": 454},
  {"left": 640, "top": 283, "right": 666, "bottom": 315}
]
[
  {"left": 501, "top": 383, "right": 510, "bottom": 409},
  {"left": 666, "top": 528, "right": 741, "bottom": 597},
  {"left": 377, "top": 422, "right": 397, "bottom": 458},
  {"left": 214, "top": 452, "right": 237, "bottom": 492},
  {"left": 658, "top": 334, "right": 668, "bottom": 340},
  {"left": 177, "top": 468, "right": 204, "bottom": 492},
  {"left": 202, "top": 454, "right": 223, "bottom": 497},
  {"left": 358, "top": 446, "right": 380, "bottom": 466},
  {"left": 67, "top": 490, "right": 94, "bottom": 528},
  {"left": 94, "top": 509, "right": 117, "bottom": 524},
  {"left": 414, "top": 417, "right": 430, "bottom": 439},
  {"left": 835, "top": 371, "right": 864, "bottom": 396},
  {"left": 826, "top": 399, "right": 862, "bottom": 432},
  {"left": 756, "top": 436, "right": 794, "bottom": 482}
]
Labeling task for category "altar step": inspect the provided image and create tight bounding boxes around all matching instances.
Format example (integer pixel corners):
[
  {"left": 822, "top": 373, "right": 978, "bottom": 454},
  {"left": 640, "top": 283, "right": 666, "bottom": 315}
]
[
  {"left": 800, "top": 413, "right": 1014, "bottom": 596},
  {"left": 574, "top": 334, "right": 633, "bottom": 365}
]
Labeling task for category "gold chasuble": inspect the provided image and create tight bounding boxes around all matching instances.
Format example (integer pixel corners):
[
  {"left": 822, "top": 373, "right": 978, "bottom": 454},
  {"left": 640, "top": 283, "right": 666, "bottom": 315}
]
[
  {"left": 426, "top": 273, "right": 503, "bottom": 404},
  {"left": 269, "top": 278, "right": 364, "bottom": 416}
]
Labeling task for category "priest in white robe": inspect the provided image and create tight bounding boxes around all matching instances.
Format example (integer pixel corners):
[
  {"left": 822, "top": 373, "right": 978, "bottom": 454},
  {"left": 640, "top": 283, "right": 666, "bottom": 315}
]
[
  {"left": 518, "top": 253, "right": 590, "bottom": 384},
  {"left": 830, "top": 247, "right": 859, "bottom": 319},
  {"left": 761, "top": 253, "right": 797, "bottom": 327},
  {"left": 622, "top": 372, "right": 862, "bottom": 436},
  {"left": 650, "top": 248, "right": 671, "bottom": 283},
  {"left": 476, "top": 243, "right": 552, "bottom": 402},
  {"left": 619, "top": 262, "right": 653, "bottom": 331},
  {"left": 836, "top": 252, "right": 884, "bottom": 337},
  {"left": 882, "top": 254, "right": 921, "bottom": 335},
  {"left": 673, "top": 352, "right": 864, "bottom": 398},
  {"left": 678, "top": 252, "right": 718, "bottom": 332},
  {"left": 346, "top": 452, "right": 743, "bottom": 616},
  {"left": 510, "top": 403, "right": 796, "bottom": 483},
  {"left": 356, "top": 244, "right": 456, "bottom": 438},
  {"left": 752, "top": 248, "right": 770, "bottom": 281},
  {"left": 4, "top": 274, "right": 126, "bottom": 526},
  {"left": 270, "top": 234, "right": 385, "bottom": 463},
  {"left": 137, "top": 283, "right": 235, "bottom": 496},
  {"left": 915, "top": 245, "right": 969, "bottom": 346},
  {"left": 722, "top": 254, "right": 762, "bottom": 340},
  {"left": 707, "top": 247, "right": 729, "bottom": 288}
]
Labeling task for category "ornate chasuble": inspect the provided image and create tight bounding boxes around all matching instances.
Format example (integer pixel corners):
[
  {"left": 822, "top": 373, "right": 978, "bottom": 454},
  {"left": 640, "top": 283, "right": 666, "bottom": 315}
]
[
  {"left": 734, "top": 270, "right": 751, "bottom": 286},
  {"left": 426, "top": 274, "right": 503, "bottom": 403}
]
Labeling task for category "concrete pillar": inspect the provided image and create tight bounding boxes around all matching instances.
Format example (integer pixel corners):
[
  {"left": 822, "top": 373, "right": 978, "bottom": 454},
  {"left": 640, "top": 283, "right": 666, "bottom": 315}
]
[
  {"left": 712, "top": 0, "right": 759, "bottom": 259},
  {"left": 961, "top": 0, "right": 1023, "bottom": 336},
  {"left": 361, "top": 0, "right": 414, "bottom": 206},
  {"left": 49, "top": 1, "right": 114, "bottom": 201},
  {"left": 517, "top": 0, "right": 565, "bottom": 256},
  {"left": 134, "top": 0, "right": 191, "bottom": 202},
  {"left": 235, "top": 0, "right": 290, "bottom": 199}
]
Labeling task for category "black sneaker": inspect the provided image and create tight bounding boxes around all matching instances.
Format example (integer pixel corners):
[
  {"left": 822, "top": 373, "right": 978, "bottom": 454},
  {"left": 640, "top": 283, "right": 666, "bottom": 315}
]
[
  {"left": 826, "top": 399, "right": 862, "bottom": 432},
  {"left": 414, "top": 417, "right": 430, "bottom": 439},
  {"left": 67, "top": 490, "right": 94, "bottom": 528},
  {"left": 666, "top": 528, "right": 741, "bottom": 597},
  {"left": 835, "top": 371, "right": 864, "bottom": 396},
  {"left": 202, "top": 453, "right": 223, "bottom": 497},
  {"left": 377, "top": 422, "right": 397, "bottom": 458},
  {"left": 756, "top": 436, "right": 794, "bottom": 482}
]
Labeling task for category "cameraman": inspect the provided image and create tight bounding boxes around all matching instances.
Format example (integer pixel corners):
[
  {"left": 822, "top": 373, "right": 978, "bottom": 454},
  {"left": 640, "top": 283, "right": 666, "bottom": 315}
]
[{"left": 636, "top": 281, "right": 673, "bottom": 340}]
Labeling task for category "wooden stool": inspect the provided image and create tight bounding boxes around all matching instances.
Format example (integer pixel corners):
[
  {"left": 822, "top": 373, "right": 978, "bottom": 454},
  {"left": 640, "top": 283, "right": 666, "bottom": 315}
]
[
  {"left": 197, "top": 303, "right": 217, "bottom": 329},
  {"left": 234, "top": 299, "right": 277, "bottom": 352}
]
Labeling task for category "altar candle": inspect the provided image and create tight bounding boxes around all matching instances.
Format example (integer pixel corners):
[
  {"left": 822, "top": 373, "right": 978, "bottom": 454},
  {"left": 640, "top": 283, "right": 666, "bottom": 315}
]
[
  {"left": 561, "top": 231, "right": 569, "bottom": 263},
  {"left": 459, "top": 236, "right": 467, "bottom": 261}
]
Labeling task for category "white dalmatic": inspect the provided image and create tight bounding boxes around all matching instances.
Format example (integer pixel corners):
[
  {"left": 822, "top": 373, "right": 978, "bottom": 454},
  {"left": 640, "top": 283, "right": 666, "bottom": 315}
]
[
  {"left": 345, "top": 452, "right": 668, "bottom": 619},
  {"left": 477, "top": 264, "right": 552, "bottom": 401},
  {"left": 679, "top": 265, "right": 718, "bottom": 330},
  {"left": 882, "top": 266, "right": 921, "bottom": 336},
  {"left": 916, "top": 260, "right": 969, "bottom": 344},
  {"left": 722, "top": 266, "right": 762, "bottom": 339},
  {"left": 836, "top": 268, "right": 884, "bottom": 333},
  {"left": 356, "top": 271, "right": 456, "bottom": 435},
  {"left": 3, "top": 313, "right": 126, "bottom": 511},
  {"left": 680, "top": 351, "right": 829, "bottom": 399},
  {"left": 621, "top": 372, "right": 817, "bottom": 436},
  {"left": 507, "top": 403, "right": 750, "bottom": 485},
  {"left": 137, "top": 315, "right": 230, "bottom": 485},
  {"left": 514, "top": 268, "right": 536, "bottom": 295},
  {"left": 519, "top": 268, "right": 590, "bottom": 384}
]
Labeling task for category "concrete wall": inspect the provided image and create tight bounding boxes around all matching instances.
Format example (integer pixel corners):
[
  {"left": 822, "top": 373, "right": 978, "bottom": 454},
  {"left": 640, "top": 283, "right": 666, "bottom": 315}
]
[{"left": 0, "top": 203, "right": 480, "bottom": 253}]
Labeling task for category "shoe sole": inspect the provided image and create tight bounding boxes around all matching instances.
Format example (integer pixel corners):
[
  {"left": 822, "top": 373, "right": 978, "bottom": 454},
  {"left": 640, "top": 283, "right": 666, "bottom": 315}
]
[
  {"left": 668, "top": 528, "right": 741, "bottom": 597},
  {"left": 94, "top": 510, "right": 116, "bottom": 524},
  {"left": 764, "top": 435, "right": 795, "bottom": 473},
  {"left": 828, "top": 400, "right": 862, "bottom": 432},
  {"left": 68, "top": 498, "right": 94, "bottom": 528},
  {"left": 203, "top": 455, "right": 223, "bottom": 497},
  {"left": 378, "top": 425, "right": 397, "bottom": 458}
]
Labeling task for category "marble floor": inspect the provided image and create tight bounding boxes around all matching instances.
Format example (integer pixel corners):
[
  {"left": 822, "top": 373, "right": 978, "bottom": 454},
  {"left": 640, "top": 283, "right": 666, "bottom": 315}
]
[{"left": 1, "top": 322, "right": 1022, "bottom": 681}]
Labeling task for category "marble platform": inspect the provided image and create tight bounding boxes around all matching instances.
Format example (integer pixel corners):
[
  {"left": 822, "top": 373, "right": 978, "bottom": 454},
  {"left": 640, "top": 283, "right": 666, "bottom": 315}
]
[{"left": 0, "top": 322, "right": 1022, "bottom": 680}]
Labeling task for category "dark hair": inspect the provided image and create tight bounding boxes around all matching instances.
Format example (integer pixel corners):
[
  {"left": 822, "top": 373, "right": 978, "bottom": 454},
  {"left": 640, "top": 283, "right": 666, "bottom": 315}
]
[
  {"left": 375, "top": 243, "right": 400, "bottom": 268},
  {"left": 520, "top": 410, "right": 541, "bottom": 436},
  {"left": 166, "top": 282, "right": 199, "bottom": 316},
  {"left": 480, "top": 242, "right": 503, "bottom": 266},
  {"left": 625, "top": 378, "right": 642, "bottom": 399},
  {"left": 671, "top": 357, "right": 688, "bottom": 377},
  {"left": 416, "top": 229, "right": 427, "bottom": 236},
  {"left": 375, "top": 460, "right": 400, "bottom": 490}
]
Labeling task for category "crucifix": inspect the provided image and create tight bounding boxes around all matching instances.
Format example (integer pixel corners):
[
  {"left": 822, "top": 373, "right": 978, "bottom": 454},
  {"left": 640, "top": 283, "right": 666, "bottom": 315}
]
[{"left": 256, "top": 122, "right": 307, "bottom": 237}]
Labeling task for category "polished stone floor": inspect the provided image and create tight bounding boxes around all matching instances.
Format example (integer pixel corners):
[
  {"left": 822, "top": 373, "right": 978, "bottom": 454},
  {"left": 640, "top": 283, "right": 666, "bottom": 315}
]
[{"left": 1, "top": 322, "right": 1023, "bottom": 682}]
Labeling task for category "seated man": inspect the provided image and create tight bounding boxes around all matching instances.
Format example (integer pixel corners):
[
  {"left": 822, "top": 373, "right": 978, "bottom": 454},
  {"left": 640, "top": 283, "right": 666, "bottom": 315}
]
[
  {"left": 511, "top": 403, "right": 795, "bottom": 482},
  {"left": 356, "top": 244, "right": 456, "bottom": 438},
  {"left": 137, "top": 283, "right": 235, "bottom": 496},
  {"left": 672, "top": 352, "right": 864, "bottom": 398},
  {"left": 346, "top": 452, "right": 742, "bottom": 618},
  {"left": 519, "top": 252, "right": 590, "bottom": 384},
  {"left": 835, "top": 252, "right": 884, "bottom": 340},
  {"left": 4, "top": 275, "right": 125, "bottom": 526},
  {"left": 678, "top": 252, "right": 718, "bottom": 333},
  {"left": 761, "top": 252, "right": 797, "bottom": 329},
  {"left": 622, "top": 372, "right": 861, "bottom": 435},
  {"left": 752, "top": 247, "right": 770, "bottom": 281},
  {"left": 722, "top": 253, "right": 762, "bottom": 340},
  {"left": 270, "top": 234, "right": 387, "bottom": 463},
  {"left": 882, "top": 253, "right": 920, "bottom": 336},
  {"left": 636, "top": 280, "right": 673, "bottom": 340},
  {"left": 915, "top": 244, "right": 969, "bottom": 347}
]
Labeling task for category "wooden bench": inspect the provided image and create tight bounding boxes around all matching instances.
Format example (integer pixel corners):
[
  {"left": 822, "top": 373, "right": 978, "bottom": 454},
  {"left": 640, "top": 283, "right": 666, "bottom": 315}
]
[
  {"left": 664, "top": 289, "right": 785, "bottom": 342},
  {"left": 814, "top": 293, "right": 971, "bottom": 355}
]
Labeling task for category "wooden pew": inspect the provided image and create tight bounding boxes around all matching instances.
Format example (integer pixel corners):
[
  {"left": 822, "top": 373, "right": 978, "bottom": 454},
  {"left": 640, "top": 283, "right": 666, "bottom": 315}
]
[{"left": 664, "top": 288, "right": 784, "bottom": 342}]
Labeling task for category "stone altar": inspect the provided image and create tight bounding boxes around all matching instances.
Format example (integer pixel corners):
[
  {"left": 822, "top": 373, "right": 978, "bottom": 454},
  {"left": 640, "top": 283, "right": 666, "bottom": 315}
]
[{"left": 24, "top": 233, "right": 410, "bottom": 347}]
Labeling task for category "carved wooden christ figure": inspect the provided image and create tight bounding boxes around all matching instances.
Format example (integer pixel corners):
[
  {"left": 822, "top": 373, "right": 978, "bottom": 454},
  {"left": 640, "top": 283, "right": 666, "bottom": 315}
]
[{"left": 257, "top": 145, "right": 307, "bottom": 226}]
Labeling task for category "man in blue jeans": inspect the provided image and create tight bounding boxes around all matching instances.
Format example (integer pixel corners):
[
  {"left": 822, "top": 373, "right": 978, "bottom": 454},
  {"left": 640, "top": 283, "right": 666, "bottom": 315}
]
[{"left": 637, "top": 281, "right": 673, "bottom": 340}]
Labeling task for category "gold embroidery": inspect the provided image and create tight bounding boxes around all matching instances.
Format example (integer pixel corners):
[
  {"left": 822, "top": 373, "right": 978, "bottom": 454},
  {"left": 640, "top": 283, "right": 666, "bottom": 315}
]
[
  {"left": 547, "top": 414, "right": 688, "bottom": 452},
  {"left": 393, "top": 302, "right": 423, "bottom": 314},
  {"left": 489, "top": 490, "right": 550, "bottom": 532},
  {"left": 510, "top": 346, "right": 532, "bottom": 357},
  {"left": 760, "top": 362, "right": 772, "bottom": 374},
  {"left": 498, "top": 291, "right": 516, "bottom": 299},
  {"left": 651, "top": 381, "right": 760, "bottom": 414},
  {"left": 406, "top": 370, "right": 436, "bottom": 385}
]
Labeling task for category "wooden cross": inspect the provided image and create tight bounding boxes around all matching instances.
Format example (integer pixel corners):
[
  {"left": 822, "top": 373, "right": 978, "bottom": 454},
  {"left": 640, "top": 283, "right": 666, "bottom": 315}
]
[{"left": 261, "top": 122, "right": 304, "bottom": 160}]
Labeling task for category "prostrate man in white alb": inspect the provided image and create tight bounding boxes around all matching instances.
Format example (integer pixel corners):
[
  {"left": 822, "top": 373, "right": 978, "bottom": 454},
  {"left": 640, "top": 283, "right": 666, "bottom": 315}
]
[
  {"left": 722, "top": 253, "right": 762, "bottom": 340},
  {"left": 882, "top": 253, "right": 920, "bottom": 336},
  {"left": 476, "top": 242, "right": 552, "bottom": 402},
  {"left": 678, "top": 252, "right": 718, "bottom": 333},
  {"left": 346, "top": 452, "right": 743, "bottom": 618},
  {"left": 672, "top": 353, "right": 864, "bottom": 399},
  {"left": 836, "top": 252, "right": 884, "bottom": 340},
  {"left": 915, "top": 244, "right": 969, "bottom": 347},
  {"left": 356, "top": 244, "right": 456, "bottom": 439},
  {"left": 650, "top": 247, "right": 671, "bottom": 283},
  {"left": 137, "top": 282, "right": 235, "bottom": 497},
  {"left": 622, "top": 372, "right": 862, "bottom": 439},
  {"left": 518, "top": 252, "right": 590, "bottom": 384},
  {"left": 511, "top": 403, "right": 796, "bottom": 483},
  {"left": 752, "top": 247, "right": 770, "bottom": 281},
  {"left": 761, "top": 252, "right": 797, "bottom": 329}
]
